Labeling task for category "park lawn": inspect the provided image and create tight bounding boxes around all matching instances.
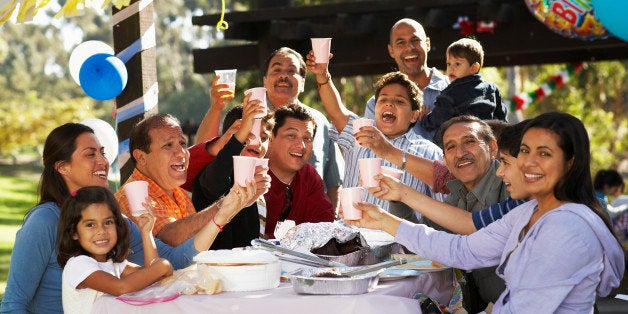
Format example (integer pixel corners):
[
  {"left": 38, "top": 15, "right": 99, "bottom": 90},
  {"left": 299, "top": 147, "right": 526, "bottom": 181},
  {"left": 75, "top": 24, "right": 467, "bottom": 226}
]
[{"left": 0, "top": 165, "right": 41, "bottom": 300}]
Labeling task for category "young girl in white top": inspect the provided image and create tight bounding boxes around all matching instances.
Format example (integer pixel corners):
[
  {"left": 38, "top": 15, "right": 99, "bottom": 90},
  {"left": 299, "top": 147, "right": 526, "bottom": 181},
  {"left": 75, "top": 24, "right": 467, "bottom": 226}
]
[{"left": 57, "top": 186, "right": 173, "bottom": 314}]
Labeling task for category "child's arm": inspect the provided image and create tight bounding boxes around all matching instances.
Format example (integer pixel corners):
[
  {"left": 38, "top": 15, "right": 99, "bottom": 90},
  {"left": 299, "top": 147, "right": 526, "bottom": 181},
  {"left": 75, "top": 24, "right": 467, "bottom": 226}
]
[{"left": 78, "top": 260, "right": 173, "bottom": 296}]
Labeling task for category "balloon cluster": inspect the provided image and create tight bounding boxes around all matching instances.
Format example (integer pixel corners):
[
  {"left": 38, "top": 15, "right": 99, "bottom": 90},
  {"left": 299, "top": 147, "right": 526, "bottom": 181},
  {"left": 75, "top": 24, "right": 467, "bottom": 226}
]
[
  {"left": 524, "top": 0, "right": 628, "bottom": 42},
  {"left": 69, "top": 41, "right": 128, "bottom": 101}
]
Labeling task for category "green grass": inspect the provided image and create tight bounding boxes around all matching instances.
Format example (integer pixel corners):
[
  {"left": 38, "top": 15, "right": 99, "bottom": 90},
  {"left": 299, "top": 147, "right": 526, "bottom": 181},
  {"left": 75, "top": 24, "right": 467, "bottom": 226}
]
[{"left": 0, "top": 163, "right": 42, "bottom": 300}]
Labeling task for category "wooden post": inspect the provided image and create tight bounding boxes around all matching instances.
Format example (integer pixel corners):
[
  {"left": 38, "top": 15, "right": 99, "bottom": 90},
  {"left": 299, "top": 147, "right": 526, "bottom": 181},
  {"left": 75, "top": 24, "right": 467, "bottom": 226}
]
[{"left": 112, "top": 0, "right": 159, "bottom": 183}]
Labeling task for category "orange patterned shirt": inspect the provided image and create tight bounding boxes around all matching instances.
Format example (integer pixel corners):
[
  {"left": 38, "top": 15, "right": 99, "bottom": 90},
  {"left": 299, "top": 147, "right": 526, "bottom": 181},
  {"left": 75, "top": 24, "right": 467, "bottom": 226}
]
[{"left": 115, "top": 169, "right": 196, "bottom": 235}]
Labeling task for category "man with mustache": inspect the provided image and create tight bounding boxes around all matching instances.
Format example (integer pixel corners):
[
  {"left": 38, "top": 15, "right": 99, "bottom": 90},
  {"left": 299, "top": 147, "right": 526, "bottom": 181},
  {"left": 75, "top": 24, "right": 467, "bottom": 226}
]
[
  {"left": 188, "top": 47, "right": 343, "bottom": 209},
  {"left": 434, "top": 115, "right": 509, "bottom": 313},
  {"left": 261, "top": 47, "right": 343, "bottom": 209},
  {"left": 115, "top": 114, "right": 271, "bottom": 247},
  {"left": 364, "top": 18, "right": 449, "bottom": 141}
]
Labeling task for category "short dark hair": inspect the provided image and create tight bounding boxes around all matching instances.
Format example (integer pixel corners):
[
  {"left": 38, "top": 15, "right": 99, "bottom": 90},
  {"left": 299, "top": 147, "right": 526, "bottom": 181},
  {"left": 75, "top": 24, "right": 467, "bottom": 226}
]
[
  {"left": 222, "top": 105, "right": 275, "bottom": 135},
  {"left": 263, "top": 47, "right": 306, "bottom": 78},
  {"left": 447, "top": 38, "right": 484, "bottom": 68},
  {"left": 272, "top": 104, "right": 316, "bottom": 137},
  {"left": 594, "top": 169, "right": 624, "bottom": 191},
  {"left": 437, "top": 115, "right": 495, "bottom": 149},
  {"left": 129, "top": 113, "right": 181, "bottom": 165},
  {"left": 57, "top": 186, "right": 130, "bottom": 267},
  {"left": 40, "top": 123, "right": 95, "bottom": 206},
  {"left": 374, "top": 71, "right": 423, "bottom": 112},
  {"left": 497, "top": 119, "right": 530, "bottom": 157}
]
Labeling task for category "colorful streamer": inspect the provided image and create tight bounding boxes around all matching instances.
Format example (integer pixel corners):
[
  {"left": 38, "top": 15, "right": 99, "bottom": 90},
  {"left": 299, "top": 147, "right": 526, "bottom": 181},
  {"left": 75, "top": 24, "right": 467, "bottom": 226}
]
[
  {"left": 0, "top": 0, "right": 133, "bottom": 26},
  {"left": 508, "top": 62, "right": 583, "bottom": 112}
]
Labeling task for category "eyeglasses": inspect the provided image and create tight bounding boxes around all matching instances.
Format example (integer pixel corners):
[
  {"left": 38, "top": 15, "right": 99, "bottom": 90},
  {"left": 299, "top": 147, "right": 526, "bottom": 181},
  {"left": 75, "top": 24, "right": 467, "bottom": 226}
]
[{"left": 279, "top": 186, "right": 293, "bottom": 221}]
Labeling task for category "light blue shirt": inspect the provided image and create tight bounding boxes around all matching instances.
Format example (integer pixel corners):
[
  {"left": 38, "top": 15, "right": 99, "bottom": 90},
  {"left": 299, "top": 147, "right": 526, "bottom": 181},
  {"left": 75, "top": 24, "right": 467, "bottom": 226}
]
[
  {"left": 1, "top": 202, "right": 198, "bottom": 313},
  {"left": 364, "top": 67, "right": 449, "bottom": 141},
  {"left": 395, "top": 200, "right": 624, "bottom": 313},
  {"left": 330, "top": 114, "right": 444, "bottom": 212}
]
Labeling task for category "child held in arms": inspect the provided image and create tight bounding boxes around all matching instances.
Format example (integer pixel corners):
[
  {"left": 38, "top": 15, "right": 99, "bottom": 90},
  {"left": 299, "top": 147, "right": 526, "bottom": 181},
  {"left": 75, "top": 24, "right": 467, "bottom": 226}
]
[{"left": 421, "top": 37, "right": 507, "bottom": 140}]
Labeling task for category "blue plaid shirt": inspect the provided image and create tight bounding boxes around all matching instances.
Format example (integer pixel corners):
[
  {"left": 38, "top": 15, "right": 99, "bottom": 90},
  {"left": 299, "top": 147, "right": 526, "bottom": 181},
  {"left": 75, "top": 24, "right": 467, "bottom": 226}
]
[{"left": 330, "top": 114, "right": 444, "bottom": 212}]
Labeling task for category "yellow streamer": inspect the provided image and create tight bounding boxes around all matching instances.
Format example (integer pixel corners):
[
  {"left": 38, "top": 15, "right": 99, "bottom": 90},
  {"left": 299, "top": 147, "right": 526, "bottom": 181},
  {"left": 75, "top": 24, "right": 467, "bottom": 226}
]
[
  {"left": 16, "top": 0, "right": 37, "bottom": 22},
  {"left": 216, "top": 0, "right": 228, "bottom": 31},
  {"left": 103, "top": 0, "right": 130, "bottom": 10},
  {"left": 54, "top": 0, "right": 84, "bottom": 19},
  {"left": 0, "top": 0, "right": 18, "bottom": 25}
]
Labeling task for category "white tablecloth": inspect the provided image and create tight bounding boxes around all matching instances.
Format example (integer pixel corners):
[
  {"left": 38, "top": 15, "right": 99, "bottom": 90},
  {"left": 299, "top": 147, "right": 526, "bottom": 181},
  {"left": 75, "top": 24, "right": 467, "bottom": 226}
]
[{"left": 92, "top": 270, "right": 455, "bottom": 314}]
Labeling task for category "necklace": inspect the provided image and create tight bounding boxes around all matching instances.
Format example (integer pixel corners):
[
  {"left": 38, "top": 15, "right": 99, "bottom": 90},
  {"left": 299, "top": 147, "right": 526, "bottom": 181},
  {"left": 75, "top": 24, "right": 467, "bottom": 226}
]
[{"left": 269, "top": 168, "right": 292, "bottom": 186}]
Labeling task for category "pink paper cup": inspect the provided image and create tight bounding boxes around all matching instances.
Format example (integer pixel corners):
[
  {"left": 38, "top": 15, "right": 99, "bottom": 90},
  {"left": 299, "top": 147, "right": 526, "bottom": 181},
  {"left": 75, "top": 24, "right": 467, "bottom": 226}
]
[
  {"left": 339, "top": 187, "right": 365, "bottom": 220},
  {"left": 358, "top": 158, "right": 382, "bottom": 188},
  {"left": 123, "top": 180, "right": 149, "bottom": 217},
  {"left": 250, "top": 118, "right": 262, "bottom": 145},
  {"left": 381, "top": 166, "right": 403, "bottom": 180},
  {"left": 352, "top": 118, "right": 375, "bottom": 134},
  {"left": 311, "top": 38, "right": 332, "bottom": 63},
  {"left": 245, "top": 87, "right": 268, "bottom": 118},
  {"left": 233, "top": 156, "right": 258, "bottom": 186},
  {"left": 255, "top": 158, "right": 269, "bottom": 175}
]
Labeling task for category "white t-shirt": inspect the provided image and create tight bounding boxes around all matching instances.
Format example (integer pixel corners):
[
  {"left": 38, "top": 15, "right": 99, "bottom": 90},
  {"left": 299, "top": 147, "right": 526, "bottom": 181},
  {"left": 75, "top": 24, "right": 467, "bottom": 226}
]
[{"left": 62, "top": 255, "right": 127, "bottom": 314}]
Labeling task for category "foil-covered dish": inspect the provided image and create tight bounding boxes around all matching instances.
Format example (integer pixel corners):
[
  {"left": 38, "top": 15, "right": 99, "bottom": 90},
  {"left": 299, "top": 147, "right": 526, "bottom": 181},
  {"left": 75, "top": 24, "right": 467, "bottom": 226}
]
[
  {"left": 279, "top": 222, "right": 403, "bottom": 267},
  {"left": 288, "top": 267, "right": 382, "bottom": 295}
]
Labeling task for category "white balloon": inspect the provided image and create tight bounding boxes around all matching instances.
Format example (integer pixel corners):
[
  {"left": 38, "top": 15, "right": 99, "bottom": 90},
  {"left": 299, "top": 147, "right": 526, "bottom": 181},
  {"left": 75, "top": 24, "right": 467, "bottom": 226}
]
[
  {"left": 69, "top": 41, "right": 115, "bottom": 85},
  {"left": 80, "top": 118, "right": 119, "bottom": 165}
]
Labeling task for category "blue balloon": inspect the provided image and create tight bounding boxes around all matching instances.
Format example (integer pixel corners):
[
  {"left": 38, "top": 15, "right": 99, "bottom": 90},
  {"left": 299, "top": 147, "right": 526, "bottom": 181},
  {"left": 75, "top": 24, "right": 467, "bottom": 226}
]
[
  {"left": 592, "top": 0, "right": 628, "bottom": 41},
  {"left": 79, "top": 53, "right": 128, "bottom": 101}
]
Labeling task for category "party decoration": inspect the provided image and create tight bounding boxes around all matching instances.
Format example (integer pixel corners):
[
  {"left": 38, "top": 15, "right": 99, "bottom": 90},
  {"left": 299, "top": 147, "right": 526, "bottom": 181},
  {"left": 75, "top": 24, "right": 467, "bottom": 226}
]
[
  {"left": 0, "top": 0, "right": 134, "bottom": 26},
  {"left": 524, "top": 0, "right": 608, "bottom": 40},
  {"left": 453, "top": 16, "right": 475, "bottom": 36},
  {"left": 69, "top": 40, "right": 115, "bottom": 85},
  {"left": 508, "top": 62, "right": 583, "bottom": 112},
  {"left": 591, "top": 0, "right": 628, "bottom": 41},
  {"left": 79, "top": 53, "right": 128, "bottom": 101},
  {"left": 80, "top": 118, "right": 119, "bottom": 165}
]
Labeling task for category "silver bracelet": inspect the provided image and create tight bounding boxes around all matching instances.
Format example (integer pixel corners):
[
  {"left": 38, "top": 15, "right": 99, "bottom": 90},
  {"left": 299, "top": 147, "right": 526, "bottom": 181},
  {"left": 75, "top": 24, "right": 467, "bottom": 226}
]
[{"left": 401, "top": 150, "right": 407, "bottom": 170}]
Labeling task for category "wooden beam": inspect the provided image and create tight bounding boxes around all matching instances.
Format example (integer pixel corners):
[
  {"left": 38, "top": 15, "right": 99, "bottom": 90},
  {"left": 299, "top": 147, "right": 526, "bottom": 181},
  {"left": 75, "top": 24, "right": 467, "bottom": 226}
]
[
  {"left": 191, "top": 0, "right": 628, "bottom": 77},
  {"left": 112, "top": 0, "right": 158, "bottom": 183}
]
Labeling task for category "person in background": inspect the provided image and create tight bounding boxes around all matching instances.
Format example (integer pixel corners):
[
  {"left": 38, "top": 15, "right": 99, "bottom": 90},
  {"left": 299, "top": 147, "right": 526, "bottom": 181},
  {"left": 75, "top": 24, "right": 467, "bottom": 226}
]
[
  {"left": 115, "top": 113, "right": 269, "bottom": 247},
  {"left": 1, "top": 123, "right": 256, "bottom": 313},
  {"left": 347, "top": 111, "right": 624, "bottom": 313},
  {"left": 593, "top": 169, "right": 625, "bottom": 222},
  {"left": 58, "top": 186, "right": 172, "bottom": 314},
  {"left": 263, "top": 104, "right": 335, "bottom": 239},
  {"left": 420, "top": 37, "right": 507, "bottom": 142},
  {"left": 364, "top": 18, "right": 449, "bottom": 140},
  {"left": 192, "top": 99, "right": 274, "bottom": 248}
]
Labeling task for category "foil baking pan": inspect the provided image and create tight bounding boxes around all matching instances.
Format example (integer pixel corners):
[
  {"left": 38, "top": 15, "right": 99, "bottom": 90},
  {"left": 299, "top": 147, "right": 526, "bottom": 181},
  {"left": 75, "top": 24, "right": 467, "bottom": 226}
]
[
  {"left": 289, "top": 267, "right": 382, "bottom": 295},
  {"left": 316, "top": 242, "right": 404, "bottom": 266}
]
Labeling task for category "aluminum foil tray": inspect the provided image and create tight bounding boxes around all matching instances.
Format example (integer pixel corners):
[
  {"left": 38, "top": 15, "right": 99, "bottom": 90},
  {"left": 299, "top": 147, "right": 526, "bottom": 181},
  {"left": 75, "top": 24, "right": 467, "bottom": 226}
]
[
  {"left": 288, "top": 267, "right": 381, "bottom": 295},
  {"left": 316, "top": 242, "right": 404, "bottom": 266}
]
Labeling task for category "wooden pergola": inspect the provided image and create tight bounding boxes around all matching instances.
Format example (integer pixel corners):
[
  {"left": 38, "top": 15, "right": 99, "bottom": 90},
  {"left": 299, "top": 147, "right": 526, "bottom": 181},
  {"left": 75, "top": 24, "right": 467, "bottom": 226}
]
[{"left": 191, "top": 0, "right": 628, "bottom": 77}]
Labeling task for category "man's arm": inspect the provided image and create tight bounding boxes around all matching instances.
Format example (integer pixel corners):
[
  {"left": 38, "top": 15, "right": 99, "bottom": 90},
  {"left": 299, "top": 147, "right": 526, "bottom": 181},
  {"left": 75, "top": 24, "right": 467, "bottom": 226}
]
[{"left": 195, "top": 75, "right": 234, "bottom": 144}]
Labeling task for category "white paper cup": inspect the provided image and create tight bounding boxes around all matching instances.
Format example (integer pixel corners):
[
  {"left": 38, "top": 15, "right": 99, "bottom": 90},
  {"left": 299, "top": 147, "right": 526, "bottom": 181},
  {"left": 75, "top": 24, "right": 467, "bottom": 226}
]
[
  {"left": 381, "top": 166, "right": 403, "bottom": 180},
  {"left": 233, "top": 156, "right": 258, "bottom": 186},
  {"left": 215, "top": 69, "right": 237, "bottom": 96},
  {"left": 339, "top": 187, "right": 365, "bottom": 220},
  {"left": 123, "top": 180, "right": 149, "bottom": 217},
  {"left": 244, "top": 87, "right": 268, "bottom": 118},
  {"left": 311, "top": 38, "right": 332, "bottom": 63},
  {"left": 358, "top": 158, "right": 382, "bottom": 188}
]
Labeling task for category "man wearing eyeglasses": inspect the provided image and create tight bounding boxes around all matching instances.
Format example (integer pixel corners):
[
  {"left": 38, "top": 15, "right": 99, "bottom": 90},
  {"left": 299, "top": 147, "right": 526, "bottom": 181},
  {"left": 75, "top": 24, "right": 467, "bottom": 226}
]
[{"left": 263, "top": 104, "right": 335, "bottom": 239}]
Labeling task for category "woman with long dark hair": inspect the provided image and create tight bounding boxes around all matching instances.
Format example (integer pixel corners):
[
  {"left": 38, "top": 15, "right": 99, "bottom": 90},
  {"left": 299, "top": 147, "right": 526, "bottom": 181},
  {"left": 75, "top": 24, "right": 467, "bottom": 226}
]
[{"left": 348, "top": 112, "right": 624, "bottom": 313}]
